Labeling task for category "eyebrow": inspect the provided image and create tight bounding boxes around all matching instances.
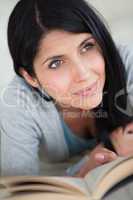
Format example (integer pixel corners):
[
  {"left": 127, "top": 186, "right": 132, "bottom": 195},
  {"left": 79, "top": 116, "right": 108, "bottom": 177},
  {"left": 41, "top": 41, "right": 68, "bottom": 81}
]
[{"left": 42, "top": 36, "right": 93, "bottom": 65}]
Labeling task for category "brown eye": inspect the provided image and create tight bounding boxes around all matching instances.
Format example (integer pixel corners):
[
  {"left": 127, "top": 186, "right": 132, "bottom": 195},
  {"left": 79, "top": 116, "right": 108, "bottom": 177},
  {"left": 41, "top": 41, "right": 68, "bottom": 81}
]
[{"left": 127, "top": 130, "right": 133, "bottom": 134}]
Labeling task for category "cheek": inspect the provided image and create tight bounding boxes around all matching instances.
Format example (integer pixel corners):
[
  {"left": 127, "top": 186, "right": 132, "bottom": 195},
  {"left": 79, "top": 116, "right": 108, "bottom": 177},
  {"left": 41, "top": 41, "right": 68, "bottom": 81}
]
[
  {"left": 117, "top": 142, "right": 133, "bottom": 156},
  {"left": 112, "top": 132, "right": 133, "bottom": 156},
  {"left": 40, "top": 72, "right": 72, "bottom": 95},
  {"left": 87, "top": 50, "right": 105, "bottom": 78},
  {"left": 94, "top": 56, "right": 105, "bottom": 77}
]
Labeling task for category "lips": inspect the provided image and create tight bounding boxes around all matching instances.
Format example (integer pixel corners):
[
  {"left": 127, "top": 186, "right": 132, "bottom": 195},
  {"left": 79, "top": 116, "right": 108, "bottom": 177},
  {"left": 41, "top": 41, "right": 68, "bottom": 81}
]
[{"left": 73, "top": 81, "right": 98, "bottom": 96}]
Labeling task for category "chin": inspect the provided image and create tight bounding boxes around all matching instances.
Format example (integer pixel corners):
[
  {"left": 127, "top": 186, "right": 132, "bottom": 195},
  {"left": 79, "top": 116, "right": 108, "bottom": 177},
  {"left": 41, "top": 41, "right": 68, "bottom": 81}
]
[{"left": 71, "top": 93, "right": 103, "bottom": 111}]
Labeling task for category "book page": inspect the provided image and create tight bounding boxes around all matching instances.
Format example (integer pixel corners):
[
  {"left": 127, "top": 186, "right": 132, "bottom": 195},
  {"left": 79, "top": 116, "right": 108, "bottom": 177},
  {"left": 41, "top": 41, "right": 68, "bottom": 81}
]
[
  {"left": 84, "top": 156, "right": 133, "bottom": 199},
  {"left": 0, "top": 185, "right": 77, "bottom": 200},
  {"left": 3, "top": 193, "right": 90, "bottom": 200},
  {"left": 0, "top": 176, "right": 89, "bottom": 197},
  {"left": 7, "top": 184, "right": 80, "bottom": 194},
  {"left": 93, "top": 159, "right": 133, "bottom": 199}
]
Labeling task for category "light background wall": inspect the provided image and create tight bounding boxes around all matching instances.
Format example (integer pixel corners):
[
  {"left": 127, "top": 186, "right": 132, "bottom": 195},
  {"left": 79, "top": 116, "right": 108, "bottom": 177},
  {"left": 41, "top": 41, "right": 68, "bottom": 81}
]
[{"left": 0, "top": 0, "right": 133, "bottom": 90}]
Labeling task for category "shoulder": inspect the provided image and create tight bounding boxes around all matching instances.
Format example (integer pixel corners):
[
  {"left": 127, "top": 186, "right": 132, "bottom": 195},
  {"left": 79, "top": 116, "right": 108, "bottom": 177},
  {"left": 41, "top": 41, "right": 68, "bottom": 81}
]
[
  {"left": 117, "top": 44, "right": 133, "bottom": 109},
  {"left": 117, "top": 44, "right": 133, "bottom": 77},
  {"left": 0, "top": 75, "right": 52, "bottom": 139},
  {"left": 0, "top": 74, "right": 53, "bottom": 116},
  {"left": 0, "top": 75, "right": 68, "bottom": 160}
]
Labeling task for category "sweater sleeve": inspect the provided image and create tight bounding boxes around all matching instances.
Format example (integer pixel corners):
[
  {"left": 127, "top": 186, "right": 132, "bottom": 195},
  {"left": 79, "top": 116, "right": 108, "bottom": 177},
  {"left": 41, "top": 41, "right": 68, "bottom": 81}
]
[
  {"left": 118, "top": 44, "right": 133, "bottom": 115},
  {"left": 0, "top": 104, "right": 42, "bottom": 176}
]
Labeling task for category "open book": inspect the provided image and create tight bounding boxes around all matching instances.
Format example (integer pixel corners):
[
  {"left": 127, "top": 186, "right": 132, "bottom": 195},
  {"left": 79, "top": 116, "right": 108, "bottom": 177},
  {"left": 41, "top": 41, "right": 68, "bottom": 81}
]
[{"left": 0, "top": 156, "right": 133, "bottom": 200}]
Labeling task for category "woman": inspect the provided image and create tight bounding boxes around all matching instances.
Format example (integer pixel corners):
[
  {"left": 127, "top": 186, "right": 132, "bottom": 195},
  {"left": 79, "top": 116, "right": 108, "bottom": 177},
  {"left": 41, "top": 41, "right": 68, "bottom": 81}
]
[{"left": 0, "top": 0, "right": 133, "bottom": 176}]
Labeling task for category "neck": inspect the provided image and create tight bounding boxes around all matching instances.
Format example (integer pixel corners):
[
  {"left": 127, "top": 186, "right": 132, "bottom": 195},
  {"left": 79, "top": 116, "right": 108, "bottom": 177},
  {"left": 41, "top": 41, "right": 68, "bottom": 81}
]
[{"left": 55, "top": 103, "right": 97, "bottom": 138}]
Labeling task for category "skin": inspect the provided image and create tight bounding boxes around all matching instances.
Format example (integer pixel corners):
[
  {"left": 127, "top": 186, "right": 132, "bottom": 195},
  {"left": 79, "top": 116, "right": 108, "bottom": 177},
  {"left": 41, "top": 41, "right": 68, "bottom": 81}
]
[
  {"left": 21, "top": 30, "right": 105, "bottom": 111},
  {"left": 110, "top": 122, "right": 133, "bottom": 156},
  {"left": 76, "top": 122, "right": 133, "bottom": 177},
  {"left": 22, "top": 30, "right": 133, "bottom": 177},
  {"left": 75, "top": 144, "right": 117, "bottom": 177}
]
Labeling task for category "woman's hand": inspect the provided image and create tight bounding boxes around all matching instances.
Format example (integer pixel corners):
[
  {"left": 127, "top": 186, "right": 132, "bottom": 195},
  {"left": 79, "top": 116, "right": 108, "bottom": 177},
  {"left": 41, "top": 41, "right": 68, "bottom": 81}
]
[{"left": 75, "top": 144, "right": 117, "bottom": 177}]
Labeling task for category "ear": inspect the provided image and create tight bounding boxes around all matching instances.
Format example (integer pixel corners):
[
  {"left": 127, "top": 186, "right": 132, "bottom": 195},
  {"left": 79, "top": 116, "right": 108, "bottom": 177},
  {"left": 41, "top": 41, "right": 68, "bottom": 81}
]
[{"left": 19, "top": 68, "right": 39, "bottom": 88}]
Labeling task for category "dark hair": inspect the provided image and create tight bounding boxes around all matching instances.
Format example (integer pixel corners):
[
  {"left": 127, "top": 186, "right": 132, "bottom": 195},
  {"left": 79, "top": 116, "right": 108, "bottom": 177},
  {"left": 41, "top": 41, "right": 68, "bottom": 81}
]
[{"left": 8, "top": 0, "right": 132, "bottom": 136}]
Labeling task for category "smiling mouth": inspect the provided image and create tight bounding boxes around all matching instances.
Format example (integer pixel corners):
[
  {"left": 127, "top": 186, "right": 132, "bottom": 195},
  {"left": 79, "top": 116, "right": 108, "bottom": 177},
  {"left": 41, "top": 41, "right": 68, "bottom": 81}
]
[{"left": 73, "top": 80, "right": 98, "bottom": 97}]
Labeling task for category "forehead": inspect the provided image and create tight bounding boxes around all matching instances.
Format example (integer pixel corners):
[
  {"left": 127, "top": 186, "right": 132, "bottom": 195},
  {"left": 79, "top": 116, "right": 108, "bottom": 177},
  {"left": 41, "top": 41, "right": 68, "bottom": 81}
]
[{"left": 37, "top": 30, "right": 92, "bottom": 55}]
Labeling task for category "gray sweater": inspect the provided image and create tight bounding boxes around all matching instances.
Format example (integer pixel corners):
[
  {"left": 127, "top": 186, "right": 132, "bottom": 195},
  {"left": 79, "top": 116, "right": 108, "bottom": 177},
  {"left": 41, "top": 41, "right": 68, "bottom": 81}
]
[{"left": 0, "top": 45, "right": 133, "bottom": 176}]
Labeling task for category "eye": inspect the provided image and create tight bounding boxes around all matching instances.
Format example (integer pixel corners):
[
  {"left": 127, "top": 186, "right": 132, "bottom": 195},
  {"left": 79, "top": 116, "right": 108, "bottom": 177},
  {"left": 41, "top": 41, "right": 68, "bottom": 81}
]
[
  {"left": 127, "top": 130, "right": 133, "bottom": 134},
  {"left": 48, "top": 59, "right": 63, "bottom": 69},
  {"left": 81, "top": 42, "right": 94, "bottom": 53}
]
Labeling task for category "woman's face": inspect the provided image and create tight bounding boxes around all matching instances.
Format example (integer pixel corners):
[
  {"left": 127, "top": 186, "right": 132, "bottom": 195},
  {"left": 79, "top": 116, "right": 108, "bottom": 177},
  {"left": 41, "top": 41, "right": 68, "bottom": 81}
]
[
  {"left": 110, "top": 122, "right": 133, "bottom": 156},
  {"left": 32, "top": 30, "right": 105, "bottom": 110}
]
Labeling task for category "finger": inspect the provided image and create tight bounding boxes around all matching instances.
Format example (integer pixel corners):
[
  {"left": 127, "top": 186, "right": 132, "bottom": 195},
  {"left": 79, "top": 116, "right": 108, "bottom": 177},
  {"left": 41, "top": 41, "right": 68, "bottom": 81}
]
[
  {"left": 94, "top": 151, "right": 117, "bottom": 164},
  {"left": 75, "top": 151, "right": 117, "bottom": 177},
  {"left": 75, "top": 160, "right": 98, "bottom": 177}
]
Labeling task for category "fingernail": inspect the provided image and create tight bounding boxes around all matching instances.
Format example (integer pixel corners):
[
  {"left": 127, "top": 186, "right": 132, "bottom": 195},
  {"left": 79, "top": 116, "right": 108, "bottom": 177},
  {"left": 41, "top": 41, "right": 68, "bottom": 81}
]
[
  {"left": 111, "top": 152, "right": 117, "bottom": 158},
  {"left": 95, "top": 153, "right": 105, "bottom": 161}
]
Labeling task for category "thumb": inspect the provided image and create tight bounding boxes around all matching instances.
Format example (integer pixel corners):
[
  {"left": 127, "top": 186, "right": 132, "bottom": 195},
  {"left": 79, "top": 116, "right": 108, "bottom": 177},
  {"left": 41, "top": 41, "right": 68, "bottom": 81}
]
[{"left": 94, "top": 151, "right": 117, "bottom": 164}]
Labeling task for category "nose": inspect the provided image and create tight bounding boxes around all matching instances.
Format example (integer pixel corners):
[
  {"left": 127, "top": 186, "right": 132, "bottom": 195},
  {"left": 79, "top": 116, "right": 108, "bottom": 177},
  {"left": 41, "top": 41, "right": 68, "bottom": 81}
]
[{"left": 72, "top": 60, "right": 90, "bottom": 82}]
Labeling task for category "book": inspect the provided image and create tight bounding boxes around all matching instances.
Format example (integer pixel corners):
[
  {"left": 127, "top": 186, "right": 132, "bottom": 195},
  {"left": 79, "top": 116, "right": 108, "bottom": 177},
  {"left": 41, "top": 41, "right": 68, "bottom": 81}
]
[{"left": 0, "top": 156, "right": 133, "bottom": 200}]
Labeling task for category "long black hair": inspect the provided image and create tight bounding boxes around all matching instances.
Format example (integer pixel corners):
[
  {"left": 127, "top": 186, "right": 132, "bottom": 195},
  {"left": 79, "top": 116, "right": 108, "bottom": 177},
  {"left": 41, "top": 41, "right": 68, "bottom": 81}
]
[{"left": 7, "top": 0, "right": 133, "bottom": 144}]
